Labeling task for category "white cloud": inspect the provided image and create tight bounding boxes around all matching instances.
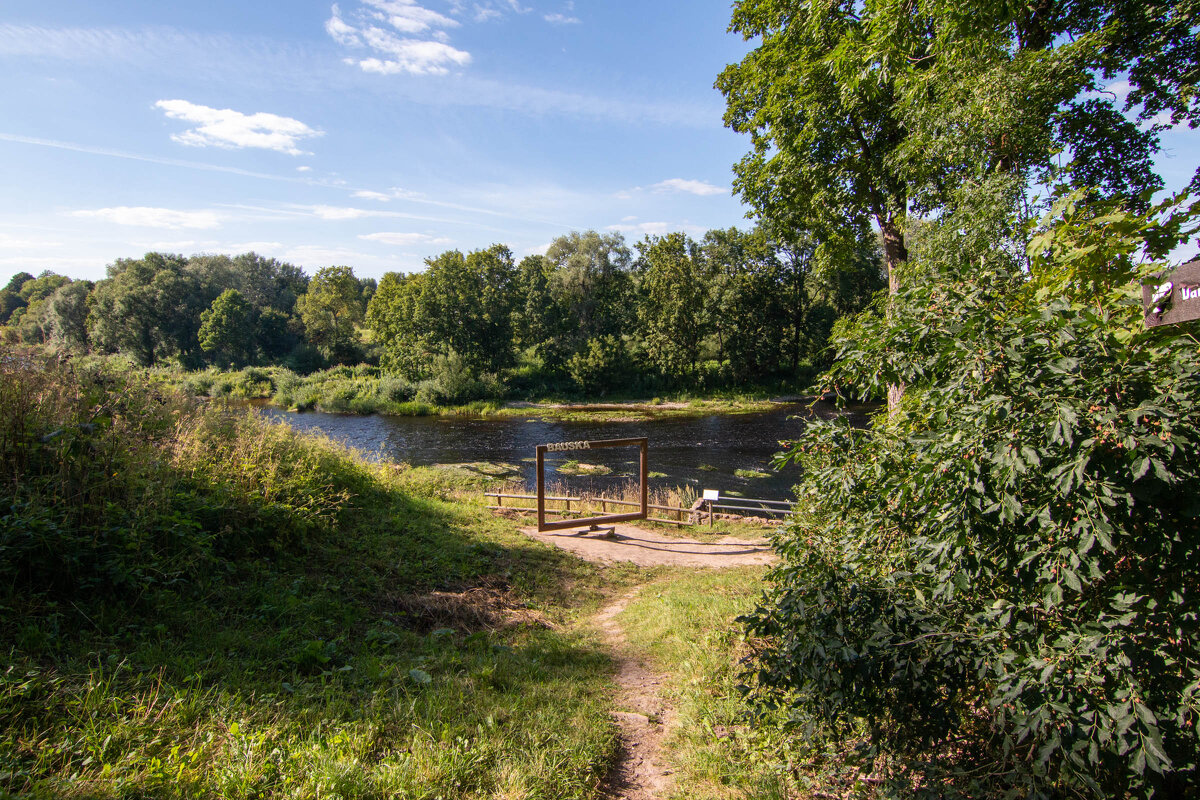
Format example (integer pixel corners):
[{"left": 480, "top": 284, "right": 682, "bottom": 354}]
[
  {"left": 155, "top": 99, "right": 322, "bottom": 156},
  {"left": 1104, "top": 79, "right": 1133, "bottom": 103},
  {"left": 544, "top": 13, "right": 580, "bottom": 24},
  {"left": 311, "top": 205, "right": 373, "bottom": 220},
  {"left": 364, "top": 0, "right": 459, "bottom": 33},
  {"left": 329, "top": 1, "right": 472, "bottom": 76},
  {"left": 352, "top": 187, "right": 424, "bottom": 201},
  {"left": 360, "top": 231, "right": 452, "bottom": 245},
  {"left": 607, "top": 221, "right": 671, "bottom": 236},
  {"left": 296, "top": 166, "right": 313, "bottom": 172},
  {"left": 73, "top": 206, "right": 222, "bottom": 230},
  {"left": 651, "top": 178, "right": 725, "bottom": 196}
]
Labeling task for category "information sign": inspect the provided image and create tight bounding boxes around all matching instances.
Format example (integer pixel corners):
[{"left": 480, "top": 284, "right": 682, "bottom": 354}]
[{"left": 1144, "top": 260, "right": 1200, "bottom": 327}]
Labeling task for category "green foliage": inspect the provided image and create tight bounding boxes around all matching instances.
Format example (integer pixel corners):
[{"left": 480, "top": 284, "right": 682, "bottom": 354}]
[
  {"left": 0, "top": 350, "right": 367, "bottom": 600},
  {"left": 637, "top": 233, "right": 708, "bottom": 379},
  {"left": 296, "top": 265, "right": 365, "bottom": 365},
  {"left": 0, "top": 347, "right": 639, "bottom": 799},
  {"left": 199, "top": 288, "right": 254, "bottom": 367},
  {"left": 566, "top": 335, "right": 625, "bottom": 396},
  {"left": 745, "top": 197, "right": 1200, "bottom": 797},
  {"left": 415, "top": 351, "right": 502, "bottom": 406}
]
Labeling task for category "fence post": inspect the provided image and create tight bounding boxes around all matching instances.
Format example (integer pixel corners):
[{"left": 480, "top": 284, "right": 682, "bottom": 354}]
[{"left": 709, "top": 499, "right": 714, "bottom": 527}]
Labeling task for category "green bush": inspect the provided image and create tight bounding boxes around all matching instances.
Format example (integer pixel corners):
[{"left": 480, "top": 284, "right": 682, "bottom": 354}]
[
  {"left": 745, "top": 194, "right": 1200, "bottom": 797},
  {"left": 0, "top": 350, "right": 366, "bottom": 600},
  {"left": 415, "top": 351, "right": 493, "bottom": 405}
]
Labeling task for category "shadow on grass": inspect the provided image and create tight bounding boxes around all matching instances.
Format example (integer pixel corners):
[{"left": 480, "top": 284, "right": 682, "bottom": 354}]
[{"left": 1, "top": 471, "right": 631, "bottom": 799}]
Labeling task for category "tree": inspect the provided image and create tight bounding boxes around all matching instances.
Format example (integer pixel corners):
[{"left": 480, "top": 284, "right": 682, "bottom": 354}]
[
  {"left": 368, "top": 246, "right": 517, "bottom": 377},
  {"left": 367, "top": 271, "right": 431, "bottom": 377},
  {"left": 199, "top": 289, "right": 254, "bottom": 367},
  {"left": 45, "top": 281, "right": 92, "bottom": 352},
  {"left": 545, "top": 230, "right": 634, "bottom": 353},
  {"left": 718, "top": 2, "right": 912, "bottom": 290},
  {"left": 296, "top": 266, "right": 365, "bottom": 365},
  {"left": 636, "top": 233, "right": 709, "bottom": 380},
  {"left": 88, "top": 253, "right": 204, "bottom": 366}
]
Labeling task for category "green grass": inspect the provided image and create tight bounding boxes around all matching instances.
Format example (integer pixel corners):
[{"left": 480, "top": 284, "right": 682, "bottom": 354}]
[
  {"left": 0, "top": 350, "right": 647, "bottom": 799},
  {"left": 733, "top": 469, "right": 772, "bottom": 479},
  {"left": 617, "top": 569, "right": 796, "bottom": 800}
]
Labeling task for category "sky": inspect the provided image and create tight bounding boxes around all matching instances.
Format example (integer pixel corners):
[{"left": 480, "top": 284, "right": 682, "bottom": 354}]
[
  {"left": 0, "top": 0, "right": 757, "bottom": 282},
  {"left": 1, "top": 1, "right": 1197, "bottom": 284}
]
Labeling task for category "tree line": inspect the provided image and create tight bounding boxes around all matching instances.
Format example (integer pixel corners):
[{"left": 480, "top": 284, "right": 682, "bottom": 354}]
[{"left": 1, "top": 225, "right": 883, "bottom": 395}]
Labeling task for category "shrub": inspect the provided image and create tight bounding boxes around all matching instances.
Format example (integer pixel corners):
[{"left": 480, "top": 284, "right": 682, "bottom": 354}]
[
  {"left": 0, "top": 349, "right": 366, "bottom": 600},
  {"left": 744, "top": 193, "right": 1200, "bottom": 798}
]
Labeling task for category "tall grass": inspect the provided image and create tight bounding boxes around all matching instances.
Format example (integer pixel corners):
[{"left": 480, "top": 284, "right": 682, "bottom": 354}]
[{"left": 0, "top": 346, "right": 641, "bottom": 798}]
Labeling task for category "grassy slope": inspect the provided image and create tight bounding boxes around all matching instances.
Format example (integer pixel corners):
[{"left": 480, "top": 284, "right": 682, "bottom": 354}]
[{"left": 0, "top": 352, "right": 649, "bottom": 799}]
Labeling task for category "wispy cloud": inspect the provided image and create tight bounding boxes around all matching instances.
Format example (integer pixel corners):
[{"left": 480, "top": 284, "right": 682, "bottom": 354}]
[
  {"left": 606, "top": 220, "right": 708, "bottom": 238},
  {"left": 650, "top": 178, "right": 725, "bottom": 196},
  {"left": 544, "top": 13, "right": 580, "bottom": 24},
  {"left": 328, "top": 1, "right": 471, "bottom": 76},
  {"left": 360, "top": 231, "right": 452, "bottom": 245},
  {"left": 353, "top": 187, "right": 424, "bottom": 201},
  {"left": 155, "top": 99, "right": 322, "bottom": 156},
  {"left": 72, "top": 206, "right": 222, "bottom": 230}
]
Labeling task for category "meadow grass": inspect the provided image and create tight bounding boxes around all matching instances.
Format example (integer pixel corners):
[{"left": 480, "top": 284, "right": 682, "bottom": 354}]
[{"left": 0, "top": 349, "right": 646, "bottom": 799}]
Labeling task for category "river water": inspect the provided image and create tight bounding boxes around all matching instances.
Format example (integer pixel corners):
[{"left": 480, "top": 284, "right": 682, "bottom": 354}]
[{"left": 259, "top": 401, "right": 873, "bottom": 499}]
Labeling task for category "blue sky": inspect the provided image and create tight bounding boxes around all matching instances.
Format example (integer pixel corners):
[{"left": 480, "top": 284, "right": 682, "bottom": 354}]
[
  {"left": 0, "top": 0, "right": 756, "bottom": 281},
  {"left": 1, "top": 1, "right": 1196, "bottom": 284}
]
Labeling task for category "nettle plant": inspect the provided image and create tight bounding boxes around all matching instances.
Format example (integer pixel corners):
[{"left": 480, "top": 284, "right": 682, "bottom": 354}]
[{"left": 745, "top": 193, "right": 1200, "bottom": 798}]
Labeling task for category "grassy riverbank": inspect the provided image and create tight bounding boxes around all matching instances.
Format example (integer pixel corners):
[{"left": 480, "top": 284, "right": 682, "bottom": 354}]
[
  {"left": 1, "top": 349, "right": 790, "bottom": 798},
  {"left": 97, "top": 358, "right": 801, "bottom": 420},
  {"left": 1, "top": 350, "right": 643, "bottom": 797}
]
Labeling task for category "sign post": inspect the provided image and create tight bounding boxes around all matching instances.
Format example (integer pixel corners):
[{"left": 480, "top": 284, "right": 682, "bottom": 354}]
[
  {"left": 1144, "top": 260, "right": 1200, "bottom": 328},
  {"left": 535, "top": 437, "right": 649, "bottom": 532}
]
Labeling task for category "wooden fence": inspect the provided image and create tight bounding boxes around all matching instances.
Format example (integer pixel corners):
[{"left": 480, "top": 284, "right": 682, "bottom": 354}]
[{"left": 484, "top": 491, "right": 795, "bottom": 527}]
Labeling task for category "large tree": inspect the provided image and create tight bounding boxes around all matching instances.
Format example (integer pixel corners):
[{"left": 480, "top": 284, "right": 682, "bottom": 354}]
[
  {"left": 89, "top": 254, "right": 204, "bottom": 365},
  {"left": 198, "top": 289, "right": 254, "bottom": 367},
  {"left": 296, "top": 265, "right": 365, "bottom": 365}
]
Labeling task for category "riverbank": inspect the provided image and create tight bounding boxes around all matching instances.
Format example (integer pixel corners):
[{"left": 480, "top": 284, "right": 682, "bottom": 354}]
[
  {"left": 114, "top": 359, "right": 816, "bottom": 421},
  {"left": 0, "top": 351, "right": 799, "bottom": 798}
]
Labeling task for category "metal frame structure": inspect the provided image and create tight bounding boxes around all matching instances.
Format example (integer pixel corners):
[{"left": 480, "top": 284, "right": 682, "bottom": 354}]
[{"left": 535, "top": 437, "right": 648, "bottom": 532}]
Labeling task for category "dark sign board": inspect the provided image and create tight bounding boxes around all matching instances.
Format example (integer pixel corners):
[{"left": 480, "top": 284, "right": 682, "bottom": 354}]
[{"left": 1143, "top": 260, "right": 1200, "bottom": 328}]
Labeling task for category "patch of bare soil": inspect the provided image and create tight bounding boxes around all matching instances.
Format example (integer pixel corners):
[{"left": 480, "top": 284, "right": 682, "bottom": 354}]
[
  {"left": 518, "top": 523, "right": 776, "bottom": 568},
  {"left": 381, "top": 579, "right": 551, "bottom": 633},
  {"left": 596, "top": 592, "right": 675, "bottom": 800}
]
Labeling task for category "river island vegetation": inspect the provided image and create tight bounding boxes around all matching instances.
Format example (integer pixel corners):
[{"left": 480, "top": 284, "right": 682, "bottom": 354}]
[{"left": 1, "top": 225, "right": 884, "bottom": 415}]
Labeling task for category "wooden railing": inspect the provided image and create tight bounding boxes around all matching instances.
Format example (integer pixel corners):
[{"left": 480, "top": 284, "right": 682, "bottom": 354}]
[
  {"left": 484, "top": 491, "right": 795, "bottom": 527},
  {"left": 485, "top": 492, "right": 691, "bottom": 525}
]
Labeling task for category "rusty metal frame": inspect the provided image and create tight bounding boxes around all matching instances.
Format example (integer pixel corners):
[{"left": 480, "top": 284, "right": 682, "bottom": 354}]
[{"left": 536, "top": 437, "right": 648, "bottom": 532}]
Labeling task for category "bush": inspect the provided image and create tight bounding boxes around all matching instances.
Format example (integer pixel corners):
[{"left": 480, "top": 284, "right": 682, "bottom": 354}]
[
  {"left": 415, "top": 351, "right": 494, "bottom": 405},
  {"left": 744, "top": 194, "right": 1200, "bottom": 798},
  {"left": 0, "top": 349, "right": 367, "bottom": 600}
]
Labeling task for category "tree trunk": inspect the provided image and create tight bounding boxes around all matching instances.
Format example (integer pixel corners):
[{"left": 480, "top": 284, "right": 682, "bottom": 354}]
[{"left": 880, "top": 216, "right": 908, "bottom": 412}]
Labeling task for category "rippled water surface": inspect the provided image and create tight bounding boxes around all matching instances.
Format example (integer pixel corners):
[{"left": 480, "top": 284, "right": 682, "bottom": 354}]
[{"left": 260, "top": 402, "right": 873, "bottom": 499}]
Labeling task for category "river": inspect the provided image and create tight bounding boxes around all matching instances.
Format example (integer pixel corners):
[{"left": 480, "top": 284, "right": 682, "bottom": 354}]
[{"left": 259, "top": 401, "right": 873, "bottom": 499}]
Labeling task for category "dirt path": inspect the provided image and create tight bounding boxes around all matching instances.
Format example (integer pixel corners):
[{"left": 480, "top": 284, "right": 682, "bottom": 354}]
[
  {"left": 518, "top": 523, "right": 775, "bottom": 568},
  {"left": 595, "top": 591, "right": 675, "bottom": 800}
]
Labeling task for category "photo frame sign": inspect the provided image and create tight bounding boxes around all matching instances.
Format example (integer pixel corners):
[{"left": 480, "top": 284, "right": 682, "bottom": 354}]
[{"left": 535, "top": 437, "right": 648, "bottom": 532}]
